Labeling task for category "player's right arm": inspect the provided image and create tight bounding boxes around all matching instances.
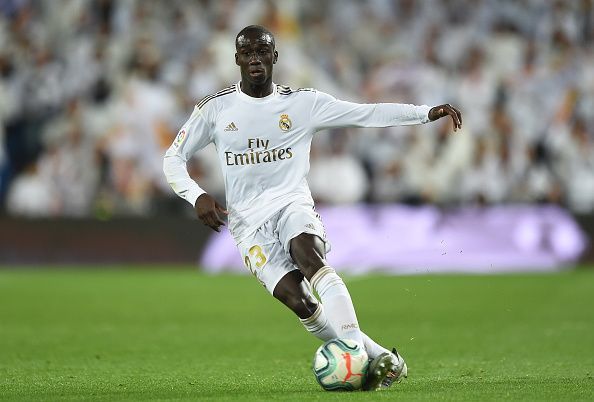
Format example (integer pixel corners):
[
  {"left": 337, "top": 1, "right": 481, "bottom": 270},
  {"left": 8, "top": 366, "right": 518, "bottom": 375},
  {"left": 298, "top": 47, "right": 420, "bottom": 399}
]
[{"left": 163, "top": 103, "right": 228, "bottom": 232}]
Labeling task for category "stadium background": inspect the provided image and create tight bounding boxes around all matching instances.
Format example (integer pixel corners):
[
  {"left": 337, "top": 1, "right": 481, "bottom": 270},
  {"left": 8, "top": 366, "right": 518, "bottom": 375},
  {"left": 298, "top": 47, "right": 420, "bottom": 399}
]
[
  {"left": 0, "top": 0, "right": 593, "bottom": 268},
  {"left": 1, "top": 1, "right": 594, "bottom": 400}
]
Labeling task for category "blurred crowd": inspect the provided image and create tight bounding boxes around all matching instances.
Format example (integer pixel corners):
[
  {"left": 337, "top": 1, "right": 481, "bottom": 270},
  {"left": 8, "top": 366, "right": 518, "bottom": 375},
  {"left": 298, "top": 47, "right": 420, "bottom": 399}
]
[{"left": 0, "top": 0, "right": 593, "bottom": 218}]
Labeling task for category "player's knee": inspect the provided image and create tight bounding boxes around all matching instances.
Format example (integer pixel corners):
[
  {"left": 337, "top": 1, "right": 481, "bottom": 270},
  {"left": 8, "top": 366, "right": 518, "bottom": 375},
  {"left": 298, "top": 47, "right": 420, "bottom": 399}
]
[{"left": 290, "top": 234, "right": 326, "bottom": 279}]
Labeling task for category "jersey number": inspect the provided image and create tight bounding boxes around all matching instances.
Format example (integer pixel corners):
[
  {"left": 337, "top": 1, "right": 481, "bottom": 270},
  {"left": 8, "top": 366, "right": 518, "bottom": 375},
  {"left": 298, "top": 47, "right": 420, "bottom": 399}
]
[{"left": 244, "top": 245, "right": 267, "bottom": 275}]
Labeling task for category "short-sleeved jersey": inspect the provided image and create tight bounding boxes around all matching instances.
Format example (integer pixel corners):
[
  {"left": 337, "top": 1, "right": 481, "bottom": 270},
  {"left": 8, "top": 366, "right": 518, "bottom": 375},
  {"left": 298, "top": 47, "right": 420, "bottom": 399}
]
[{"left": 164, "top": 82, "right": 430, "bottom": 242}]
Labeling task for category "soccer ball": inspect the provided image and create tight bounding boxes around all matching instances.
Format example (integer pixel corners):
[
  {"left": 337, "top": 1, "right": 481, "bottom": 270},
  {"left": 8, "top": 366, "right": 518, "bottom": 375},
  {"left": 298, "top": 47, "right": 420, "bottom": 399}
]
[{"left": 312, "top": 338, "right": 369, "bottom": 391}]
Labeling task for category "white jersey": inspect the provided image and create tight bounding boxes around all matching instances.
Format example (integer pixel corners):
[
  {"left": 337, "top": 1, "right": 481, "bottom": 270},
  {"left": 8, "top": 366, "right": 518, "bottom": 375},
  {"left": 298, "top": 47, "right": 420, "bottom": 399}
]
[{"left": 163, "top": 82, "right": 431, "bottom": 242}]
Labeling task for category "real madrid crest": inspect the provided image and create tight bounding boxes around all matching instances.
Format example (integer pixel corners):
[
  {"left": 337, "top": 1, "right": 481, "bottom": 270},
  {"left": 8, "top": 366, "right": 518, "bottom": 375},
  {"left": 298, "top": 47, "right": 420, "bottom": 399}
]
[{"left": 279, "top": 114, "right": 292, "bottom": 132}]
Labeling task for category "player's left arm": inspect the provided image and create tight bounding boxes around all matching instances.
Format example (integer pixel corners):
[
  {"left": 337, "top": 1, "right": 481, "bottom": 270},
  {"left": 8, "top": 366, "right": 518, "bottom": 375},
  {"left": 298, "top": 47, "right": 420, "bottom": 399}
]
[
  {"left": 310, "top": 90, "right": 461, "bottom": 132},
  {"left": 427, "top": 104, "right": 462, "bottom": 132}
]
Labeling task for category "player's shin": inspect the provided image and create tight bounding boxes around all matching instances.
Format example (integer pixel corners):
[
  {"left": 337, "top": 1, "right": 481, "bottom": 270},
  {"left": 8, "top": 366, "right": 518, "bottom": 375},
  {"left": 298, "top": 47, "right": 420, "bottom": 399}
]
[
  {"left": 300, "top": 303, "right": 337, "bottom": 341},
  {"left": 310, "top": 266, "right": 363, "bottom": 345}
]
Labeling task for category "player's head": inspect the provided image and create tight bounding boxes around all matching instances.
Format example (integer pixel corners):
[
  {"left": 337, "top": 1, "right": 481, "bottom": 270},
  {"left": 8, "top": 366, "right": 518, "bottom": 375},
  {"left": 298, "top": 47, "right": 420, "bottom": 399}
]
[{"left": 235, "top": 25, "right": 278, "bottom": 85}]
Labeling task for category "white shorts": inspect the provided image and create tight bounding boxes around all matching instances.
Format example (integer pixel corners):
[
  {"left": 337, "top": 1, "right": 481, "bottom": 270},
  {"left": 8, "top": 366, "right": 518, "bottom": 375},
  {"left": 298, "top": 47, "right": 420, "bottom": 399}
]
[{"left": 237, "top": 200, "right": 329, "bottom": 294}]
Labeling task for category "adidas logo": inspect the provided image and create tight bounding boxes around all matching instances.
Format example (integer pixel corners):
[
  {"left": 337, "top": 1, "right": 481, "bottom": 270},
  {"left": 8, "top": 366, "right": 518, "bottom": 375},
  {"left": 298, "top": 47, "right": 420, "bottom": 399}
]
[
  {"left": 224, "top": 122, "right": 238, "bottom": 132},
  {"left": 305, "top": 223, "right": 315, "bottom": 230}
]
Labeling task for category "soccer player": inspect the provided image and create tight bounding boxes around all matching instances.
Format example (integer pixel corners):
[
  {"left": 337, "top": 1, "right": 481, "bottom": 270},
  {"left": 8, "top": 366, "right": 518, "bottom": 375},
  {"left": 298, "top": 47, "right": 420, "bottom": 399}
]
[{"left": 163, "top": 25, "right": 462, "bottom": 391}]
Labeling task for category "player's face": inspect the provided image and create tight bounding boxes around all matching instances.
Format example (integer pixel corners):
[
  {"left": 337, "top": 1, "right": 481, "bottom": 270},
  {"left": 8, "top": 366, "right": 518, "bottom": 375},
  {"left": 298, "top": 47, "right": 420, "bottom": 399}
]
[{"left": 235, "top": 31, "right": 278, "bottom": 85}]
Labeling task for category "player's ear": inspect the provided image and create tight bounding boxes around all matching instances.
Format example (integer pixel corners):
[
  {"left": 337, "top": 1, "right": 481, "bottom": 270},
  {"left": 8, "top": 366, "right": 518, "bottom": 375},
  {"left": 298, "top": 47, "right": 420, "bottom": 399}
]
[
  {"left": 235, "top": 53, "right": 240, "bottom": 66},
  {"left": 273, "top": 50, "right": 278, "bottom": 64}
]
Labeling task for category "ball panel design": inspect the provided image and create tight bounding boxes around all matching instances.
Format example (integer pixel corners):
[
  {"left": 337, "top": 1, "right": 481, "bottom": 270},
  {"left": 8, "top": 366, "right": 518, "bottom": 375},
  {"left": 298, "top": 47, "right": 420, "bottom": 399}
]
[{"left": 312, "top": 338, "right": 369, "bottom": 391}]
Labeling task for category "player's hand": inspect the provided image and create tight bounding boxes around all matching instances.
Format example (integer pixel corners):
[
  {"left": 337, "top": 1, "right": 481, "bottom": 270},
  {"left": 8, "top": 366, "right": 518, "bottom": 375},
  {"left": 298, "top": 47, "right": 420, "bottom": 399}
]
[
  {"left": 195, "top": 193, "right": 228, "bottom": 232},
  {"left": 428, "top": 104, "right": 462, "bottom": 132}
]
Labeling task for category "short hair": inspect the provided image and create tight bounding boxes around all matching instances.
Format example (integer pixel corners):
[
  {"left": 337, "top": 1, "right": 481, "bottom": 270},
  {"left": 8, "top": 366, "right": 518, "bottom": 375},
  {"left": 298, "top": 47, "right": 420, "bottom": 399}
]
[{"left": 235, "top": 25, "right": 275, "bottom": 49}]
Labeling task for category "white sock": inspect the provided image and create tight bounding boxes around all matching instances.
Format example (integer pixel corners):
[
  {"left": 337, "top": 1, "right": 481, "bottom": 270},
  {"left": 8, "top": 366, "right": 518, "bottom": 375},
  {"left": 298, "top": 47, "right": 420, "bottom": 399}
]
[
  {"left": 310, "top": 266, "right": 363, "bottom": 345},
  {"left": 300, "top": 304, "right": 337, "bottom": 341},
  {"left": 301, "top": 303, "right": 390, "bottom": 359},
  {"left": 361, "top": 332, "right": 390, "bottom": 359}
]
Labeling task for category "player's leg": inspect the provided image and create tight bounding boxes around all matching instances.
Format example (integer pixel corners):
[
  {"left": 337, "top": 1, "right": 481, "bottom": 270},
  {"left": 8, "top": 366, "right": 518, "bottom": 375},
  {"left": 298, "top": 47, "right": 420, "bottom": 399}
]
[
  {"left": 272, "top": 270, "right": 337, "bottom": 341},
  {"left": 272, "top": 270, "right": 394, "bottom": 356},
  {"left": 276, "top": 203, "right": 407, "bottom": 390},
  {"left": 278, "top": 203, "right": 382, "bottom": 348},
  {"left": 272, "top": 270, "right": 317, "bottom": 319},
  {"left": 238, "top": 219, "right": 337, "bottom": 342},
  {"left": 290, "top": 236, "right": 407, "bottom": 389},
  {"left": 289, "top": 233, "right": 364, "bottom": 345}
]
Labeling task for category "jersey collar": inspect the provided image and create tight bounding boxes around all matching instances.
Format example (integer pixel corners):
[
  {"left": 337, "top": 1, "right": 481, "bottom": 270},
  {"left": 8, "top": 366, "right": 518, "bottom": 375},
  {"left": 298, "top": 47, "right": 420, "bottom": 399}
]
[{"left": 236, "top": 81, "right": 278, "bottom": 103}]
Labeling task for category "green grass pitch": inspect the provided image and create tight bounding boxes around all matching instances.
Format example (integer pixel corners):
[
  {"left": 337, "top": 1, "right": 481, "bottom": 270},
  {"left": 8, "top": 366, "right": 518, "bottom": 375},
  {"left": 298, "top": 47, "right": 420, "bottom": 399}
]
[{"left": 1, "top": 268, "right": 593, "bottom": 401}]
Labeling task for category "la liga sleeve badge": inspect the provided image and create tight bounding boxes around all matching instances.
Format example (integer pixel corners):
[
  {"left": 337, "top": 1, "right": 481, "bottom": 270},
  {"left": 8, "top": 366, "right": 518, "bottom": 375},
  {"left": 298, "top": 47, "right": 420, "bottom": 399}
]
[{"left": 173, "top": 128, "right": 187, "bottom": 149}]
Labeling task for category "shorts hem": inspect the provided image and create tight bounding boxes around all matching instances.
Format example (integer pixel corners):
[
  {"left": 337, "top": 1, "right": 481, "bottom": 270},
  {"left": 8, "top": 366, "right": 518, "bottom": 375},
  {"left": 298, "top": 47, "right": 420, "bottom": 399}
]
[
  {"left": 282, "top": 229, "right": 330, "bottom": 257},
  {"left": 267, "top": 266, "right": 300, "bottom": 295}
]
